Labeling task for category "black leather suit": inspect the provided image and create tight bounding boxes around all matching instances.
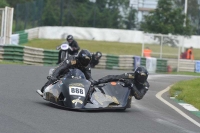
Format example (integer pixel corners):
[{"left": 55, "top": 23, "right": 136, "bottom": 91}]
[
  {"left": 68, "top": 40, "right": 80, "bottom": 55},
  {"left": 90, "top": 53, "right": 99, "bottom": 68},
  {"left": 98, "top": 73, "right": 149, "bottom": 100},
  {"left": 41, "top": 55, "right": 94, "bottom": 92}
]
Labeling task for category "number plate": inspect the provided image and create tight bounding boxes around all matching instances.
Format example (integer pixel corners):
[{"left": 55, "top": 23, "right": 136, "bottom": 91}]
[
  {"left": 61, "top": 44, "right": 69, "bottom": 50},
  {"left": 69, "top": 86, "right": 85, "bottom": 97}
]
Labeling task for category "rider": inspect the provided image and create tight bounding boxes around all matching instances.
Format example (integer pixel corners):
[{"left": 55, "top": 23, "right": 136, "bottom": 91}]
[
  {"left": 57, "top": 35, "right": 80, "bottom": 64},
  {"left": 66, "top": 35, "right": 80, "bottom": 55},
  {"left": 37, "top": 49, "right": 96, "bottom": 95},
  {"left": 90, "top": 51, "right": 102, "bottom": 68},
  {"left": 94, "top": 66, "right": 149, "bottom": 100}
]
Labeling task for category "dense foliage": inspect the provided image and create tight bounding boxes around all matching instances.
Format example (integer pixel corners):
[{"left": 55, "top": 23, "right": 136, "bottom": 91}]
[
  {"left": 0, "top": 0, "right": 9, "bottom": 7},
  {"left": 0, "top": 0, "right": 197, "bottom": 36},
  {"left": 141, "top": 0, "right": 195, "bottom": 36},
  {"left": 11, "top": 0, "right": 135, "bottom": 31},
  {"left": 175, "top": 0, "right": 200, "bottom": 34}
]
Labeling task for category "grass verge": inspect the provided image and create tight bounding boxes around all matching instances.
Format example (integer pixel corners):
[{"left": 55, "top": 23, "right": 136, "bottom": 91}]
[{"left": 169, "top": 78, "right": 200, "bottom": 110}]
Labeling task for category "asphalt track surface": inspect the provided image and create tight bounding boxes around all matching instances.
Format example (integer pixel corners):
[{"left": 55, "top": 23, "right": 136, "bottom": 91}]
[{"left": 0, "top": 65, "right": 200, "bottom": 133}]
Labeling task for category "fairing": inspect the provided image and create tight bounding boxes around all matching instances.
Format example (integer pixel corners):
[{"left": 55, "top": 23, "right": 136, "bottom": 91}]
[{"left": 86, "top": 83, "right": 132, "bottom": 109}]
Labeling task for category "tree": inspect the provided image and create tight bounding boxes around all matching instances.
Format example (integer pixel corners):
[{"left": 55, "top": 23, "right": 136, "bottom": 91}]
[
  {"left": 6, "top": 0, "right": 33, "bottom": 8},
  {"left": 175, "top": 0, "right": 199, "bottom": 34},
  {"left": 175, "top": 0, "right": 199, "bottom": 23},
  {"left": 42, "top": 0, "right": 60, "bottom": 26},
  {"left": 141, "top": 0, "right": 194, "bottom": 36},
  {"left": 94, "top": 0, "right": 130, "bottom": 29},
  {"left": 0, "top": 0, "right": 9, "bottom": 8},
  {"left": 62, "top": 0, "right": 129, "bottom": 28},
  {"left": 124, "top": 8, "right": 137, "bottom": 29}
]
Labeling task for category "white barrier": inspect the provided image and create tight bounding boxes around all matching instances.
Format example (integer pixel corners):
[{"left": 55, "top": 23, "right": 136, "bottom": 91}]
[
  {"left": 10, "top": 34, "right": 19, "bottom": 45},
  {"left": 25, "top": 28, "right": 39, "bottom": 40},
  {"left": 23, "top": 26, "right": 200, "bottom": 49},
  {"left": 38, "top": 26, "right": 144, "bottom": 43}
]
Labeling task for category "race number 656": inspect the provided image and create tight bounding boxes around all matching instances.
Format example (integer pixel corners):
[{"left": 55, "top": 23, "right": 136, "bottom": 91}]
[{"left": 69, "top": 86, "right": 85, "bottom": 97}]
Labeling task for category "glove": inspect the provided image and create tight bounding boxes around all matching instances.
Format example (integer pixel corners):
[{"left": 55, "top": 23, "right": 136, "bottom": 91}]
[
  {"left": 69, "top": 46, "right": 73, "bottom": 51},
  {"left": 47, "top": 76, "right": 57, "bottom": 82},
  {"left": 90, "top": 79, "right": 99, "bottom": 86},
  {"left": 119, "top": 79, "right": 132, "bottom": 87}
]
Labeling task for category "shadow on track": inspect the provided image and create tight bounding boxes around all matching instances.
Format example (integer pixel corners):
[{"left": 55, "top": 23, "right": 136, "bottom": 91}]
[{"left": 34, "top": 101, "right": 134, "bottom": 113}]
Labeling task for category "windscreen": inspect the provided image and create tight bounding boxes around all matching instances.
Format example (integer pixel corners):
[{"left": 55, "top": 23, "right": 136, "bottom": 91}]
[{"left": 65, "top": 69, "right": 86, "bottom": 79}]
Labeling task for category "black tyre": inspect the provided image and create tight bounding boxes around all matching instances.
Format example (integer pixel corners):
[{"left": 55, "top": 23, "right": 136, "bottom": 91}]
[{"left": 61, "top": 51, "right": 66, "bottom": 62}]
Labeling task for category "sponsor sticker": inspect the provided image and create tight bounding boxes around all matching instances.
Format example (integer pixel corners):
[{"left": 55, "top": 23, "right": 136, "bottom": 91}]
[
  {"left": 69, "top": 83, "right": 84, "bottom": 87},
  {"left": 72, "top": 97, "right": 83, "bottom": 105},
  {"left": 71, "top": 60, "right": 76, "bottom": 65}
]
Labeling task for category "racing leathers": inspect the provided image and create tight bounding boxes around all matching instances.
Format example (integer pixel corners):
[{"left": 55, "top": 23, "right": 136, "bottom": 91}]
[
  {"left": 90, "top": 53, "right": 99, "bottom": 68},
  {"left": 97, "top": 73, "right": 149, "bottom": 100},
  {"left": 68, "top": 40, "right": 80, "bottom": 55},
  {"left": 41, "top": 56, "right": 95, "bottom": 93}
]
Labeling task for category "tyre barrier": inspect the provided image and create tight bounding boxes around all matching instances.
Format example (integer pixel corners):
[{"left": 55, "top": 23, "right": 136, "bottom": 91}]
[{"left": 0, "top": 45, "right": 58, "bottom": 66}]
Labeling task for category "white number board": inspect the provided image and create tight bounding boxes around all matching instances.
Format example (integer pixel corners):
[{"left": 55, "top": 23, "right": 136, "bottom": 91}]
[
  {"left": 69, "top": 86, "right": 85, "bottom": 97},
  {"left": 61, "top": 44, "right": 69, "bottom": 50}
]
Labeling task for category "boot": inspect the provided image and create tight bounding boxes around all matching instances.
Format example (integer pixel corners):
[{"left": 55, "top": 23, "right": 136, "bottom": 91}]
[{"left": 36, "top": 90, "right": 43, "bottom": 97}]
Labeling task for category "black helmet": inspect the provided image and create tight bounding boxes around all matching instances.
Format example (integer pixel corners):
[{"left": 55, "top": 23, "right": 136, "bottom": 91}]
[
  {"left": 95, "top": 51, "right": 102, "bottom": 59},
  {"left": 134, "top": 66, "right": 148, "bottom": 84},
  {"left": 96, "top": 51, "right": 102, "bottom": 58},
  {"left": 66, "top": 35, "right": 74, "bottom": 43},
  {"left": 76, "top": 49, "right": 92, "bottom": 67}
]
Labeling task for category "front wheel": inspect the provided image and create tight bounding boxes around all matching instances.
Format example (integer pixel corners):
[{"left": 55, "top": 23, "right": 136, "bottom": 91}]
[{"left": 60, "top": 51, "right": 66, "bottom": 62}]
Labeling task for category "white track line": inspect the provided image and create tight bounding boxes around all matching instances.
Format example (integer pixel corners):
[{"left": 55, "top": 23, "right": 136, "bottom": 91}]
[{"left": 156, "top": 85, "right": 200, "bottom": 128}]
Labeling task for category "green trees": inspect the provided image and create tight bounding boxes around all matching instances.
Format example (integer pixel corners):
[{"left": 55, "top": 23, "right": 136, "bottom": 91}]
[
  {"left": 141, "top": 0, "right": 194, "bottom": 36},
  {"left": 175, "top": 0, "right": 199, "bottom": 34},
  {"left": 0, "top": 0, "right": 9, "bottom": 8},
  {"left": 6, "top": 0, "right": 33, "bottom": 7},
  {"left": 61, "top": 0, "right": 131, "bottom": 29},
  {"left": 5, "top": 0, "right": 198, "bottom": 36},
  {"left": 42, "top": 0, "right": 60, "bottom": 26}
]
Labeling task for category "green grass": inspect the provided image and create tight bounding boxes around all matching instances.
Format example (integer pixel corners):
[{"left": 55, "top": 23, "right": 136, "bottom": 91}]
[
  {"left": 169, "top": 78, "right": 200, "bottom": 110},
  {"left": 23, "top": 39, "right": 200, "bottom": 59}
]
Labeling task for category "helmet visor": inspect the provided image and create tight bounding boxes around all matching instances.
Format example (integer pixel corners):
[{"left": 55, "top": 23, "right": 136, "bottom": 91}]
[
  {"left": 80, "top": 59, "right": 90, "bottom": 67},
  {"left": 67, "top": 39, "right": 73, "bottom": 43},
  {"left": 137, "top": 75, "right": 147, "bottom": 84}
]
